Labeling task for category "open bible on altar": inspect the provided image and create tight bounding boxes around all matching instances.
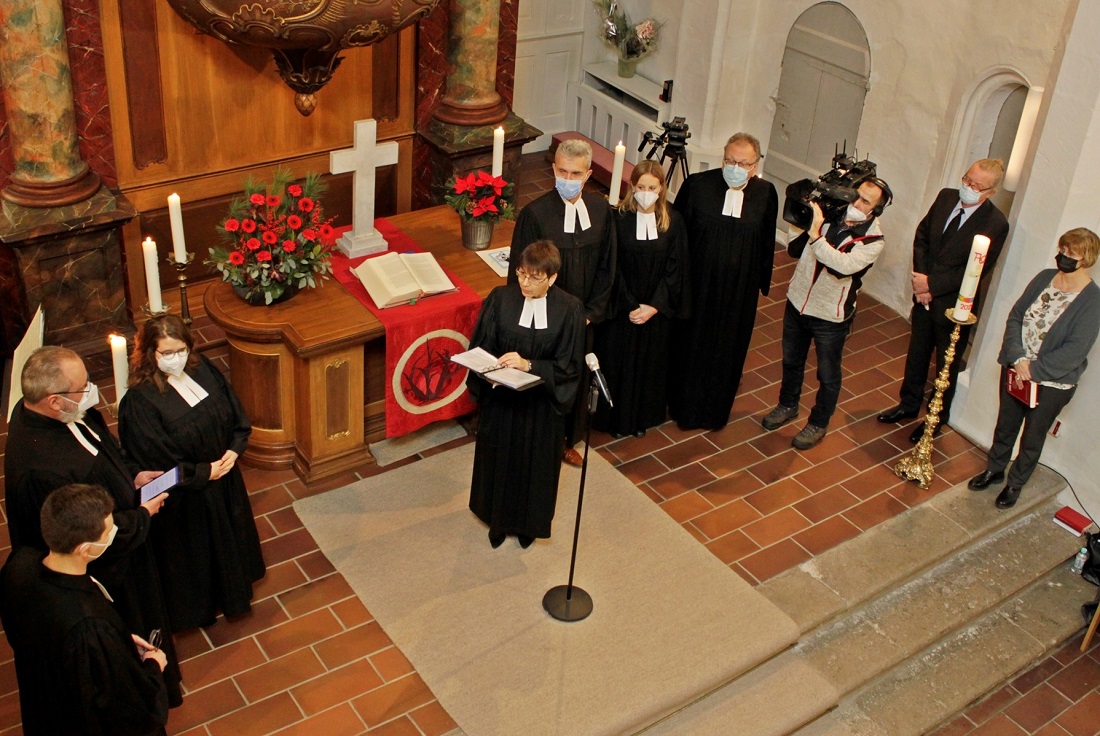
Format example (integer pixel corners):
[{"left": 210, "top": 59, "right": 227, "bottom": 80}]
[
  {"left": 352, "top": 252, "right": 458, "bottom": 308},
  {"left": 451, "top": 347, "right": 543, "bottom": 391}
]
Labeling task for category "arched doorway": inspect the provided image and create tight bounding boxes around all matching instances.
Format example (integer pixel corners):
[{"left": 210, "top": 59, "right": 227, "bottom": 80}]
[{"left": 765, "top": 2, "right": 871, "bottom": 230}]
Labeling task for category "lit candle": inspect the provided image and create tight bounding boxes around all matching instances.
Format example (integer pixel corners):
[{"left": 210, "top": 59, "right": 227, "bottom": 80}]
[
  {"left": 492, "top": 126, "right": 505, "bottom": 178},
  {"left": 167, "top": 193, "right": 187, "bottom": 263},
  {"left": 108, "top": 334, "right": 129, "bottom": 401},
  {"left": 609, "top": 141, "right": 626, "bottom": 206},
  {"left": 142, "top": 237, "right": 164, "bottom": 313},
  {"left": 952, "top": 234, "right": 992, "bottom": 321}
]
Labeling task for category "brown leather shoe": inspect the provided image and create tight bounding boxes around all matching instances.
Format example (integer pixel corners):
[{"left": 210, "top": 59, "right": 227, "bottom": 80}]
[{"left": 562, "top": 447, "right": 584, "bottom": 467}]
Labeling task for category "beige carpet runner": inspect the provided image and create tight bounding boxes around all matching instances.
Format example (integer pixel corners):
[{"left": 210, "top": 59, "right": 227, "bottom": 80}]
[{"left": 294, "top": 444, "right": 799, "bottom": 736}]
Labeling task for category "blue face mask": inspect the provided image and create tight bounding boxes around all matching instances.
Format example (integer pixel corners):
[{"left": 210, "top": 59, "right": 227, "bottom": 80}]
[
  {"left": 722, "top": 164, "right": 750, "bottom": 189},
  {"left": 958, "top": 184, "right": 982, "bottom": 206},
  {"left": 556, "top": 177, "right": 583, "bottom": 201}
]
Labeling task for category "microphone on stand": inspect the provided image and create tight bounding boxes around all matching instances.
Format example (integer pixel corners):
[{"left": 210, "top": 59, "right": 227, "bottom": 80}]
[{"left": 585, "top": 353, "right": 613, "bottom": 408}]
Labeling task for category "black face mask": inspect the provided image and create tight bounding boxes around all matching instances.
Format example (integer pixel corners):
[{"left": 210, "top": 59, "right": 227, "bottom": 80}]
[{"left": 1056, "top": 253, "right": 1080, "bottom": 273}]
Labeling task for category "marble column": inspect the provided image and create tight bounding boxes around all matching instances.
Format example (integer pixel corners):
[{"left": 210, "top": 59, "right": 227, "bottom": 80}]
[
  {"left": 0, "top": 0, "right": 100, "bottom": 207},
  {"left": 433, "top": 0, "right": 509, "bottom": 126}
]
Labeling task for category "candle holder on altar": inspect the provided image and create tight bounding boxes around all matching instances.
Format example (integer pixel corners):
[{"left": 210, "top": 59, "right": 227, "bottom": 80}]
[
  {"left": 141, "top": 302, "right": 170, "bottom": 318},
  {"left": 894, "top": 308, "right": 978, "bottom": 489},
  {"left": 168, "top": 252, "right": 194, "bottom": 324}
]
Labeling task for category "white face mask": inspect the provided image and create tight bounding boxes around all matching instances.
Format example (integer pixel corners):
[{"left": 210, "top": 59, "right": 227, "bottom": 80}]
[
  {"left": 634, "top": 190, "right": 659, "bottom": 210},
  {"left": 84, "top": 523, "right": 117, "bottom": 559},
  {"left": 157, "top": 351, "right": 188, "bottom": 377},
  {"left": 845, "top": 204, "right": 868, "bottom": 223},
  {"left": 958, "top": 183, "right": 982, "bottom": 206},
  {"left": 59, "top": 383, "right": 100, "bottom": 423}
]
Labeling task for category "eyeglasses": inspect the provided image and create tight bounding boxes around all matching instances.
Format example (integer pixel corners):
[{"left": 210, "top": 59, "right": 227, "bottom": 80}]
[
  {"left": 961, "top": 175, "right": 994, "bottom": 193},
  {"left": 56, "top": 382, "right": 92, "bottom": 396},
  {"left": 723, "top": 158, "right": 760, "bottom": 168},
  {"left": 155, "top": 348, "right": 189, "bottom": 359},
  {"left": 147, "top": 629, "right": 163, "bottom": 650},
  {"left": 516, "top": 270, "right": 548, "bottom": 285}
]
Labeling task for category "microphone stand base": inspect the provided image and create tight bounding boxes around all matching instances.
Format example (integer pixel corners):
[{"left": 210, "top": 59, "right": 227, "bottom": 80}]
[{"left": 543, "top": 585, "right": 593, "bottom": 622}]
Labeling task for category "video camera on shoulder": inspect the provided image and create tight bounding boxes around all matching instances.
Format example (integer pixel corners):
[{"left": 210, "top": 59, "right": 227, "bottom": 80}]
[{"left": 782, "top": 145, "right": 881, "bottom": 230}]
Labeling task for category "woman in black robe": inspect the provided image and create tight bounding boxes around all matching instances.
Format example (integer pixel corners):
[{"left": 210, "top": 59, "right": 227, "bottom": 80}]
[
  {"left": 593, "top": 160, "right": 689, "bottom": 438},
  {"left": 119, "top": 315, "right": 265, "bottom": 632},
  {"left": 468, "top": 241, "right": 586, "bottom": 548}
]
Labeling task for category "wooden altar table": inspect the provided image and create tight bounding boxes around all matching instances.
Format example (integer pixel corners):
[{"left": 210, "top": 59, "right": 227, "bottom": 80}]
[{"left": 204, "top": 205, "right": 511, "bottom": 482}]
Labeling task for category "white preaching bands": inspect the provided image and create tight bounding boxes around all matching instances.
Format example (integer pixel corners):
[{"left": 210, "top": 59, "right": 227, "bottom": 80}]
[
  {"left": 167, "top": 373, "right": 210, "bottom": 407},
  {"left": 722, "top": 188, "right": 744, "bottom": 218},
  {"left": 637, "top": 211, "right": 658, "bottom": 240},
  {"left": 563, "top": 198, "right": 592, "bottom": 234},
  {"left": 518, "top": 296, "right": 549, "bottom": 329},
  {"left": 67, "top": 420, "right": 101, "bottom": 457}
]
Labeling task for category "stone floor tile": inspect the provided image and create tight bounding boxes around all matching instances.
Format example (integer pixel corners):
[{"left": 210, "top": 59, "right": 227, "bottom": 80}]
[
  {"left": 1048, "top": 655, "right": 1100, "bottom": 702},
  {"left": 409, "top": 700, "right": 460, "bottom": 736},
  {"left": 1053, "top": 690, "right": 1100, "bottom": 736},
  {"left": 1012, "top": 656, "right": 1066, "bottom": 696},
  {"left": 293, "top": 660, "right": 387, "bottom": 717},
  {"left": 743, "top": 507, "right": 812, "bottom": 547},
  {"left": 368, "top": 716, "right": 423, "bottom": 736},
  {"left": 703, "top": 530, "right": 760, "bottom": 565},
  {"left": 208, "top": 692, "right": 302, "bottom": 736},
  {"left": 180, "top": 637, "right": 266, "bottom": 691},
  {"left": 371, "top": 647, "right": 415, "bottom": 682},
  {"left": 658, "top": 491, "right": 715, "bottom": 524},
  {"left": 331, "top": 598, "right": 373, "bottom": 629},
  {"left": 616, "top": 454, "right": 670, "bottom": 484},
  {"left": 252, "top": 560, "right": 310, "bottom": 602},
  {"left": 794, "top": 514, "right": 863, "bottom": 556},
  {"left": 653, "top": 435, "right": 721, "bottom": 470},
  {"left": 970, "top": 713, "right": 1029, "bottom": 735},
  {"left": 272, "top": 703, "right": 366, "bottom": 736},
  {"left": 278, "top": 573, "right": 355, "bottom": 618},
  {"left": 739, "top": 539, "right": 812, "bottom": 583},
  {"left": 261, "top": 528, "right": 320, "bottom": 566},
  {"left": 844, "top": 491, "right": 910, "bottom": 531},
  {"left": 168, "top": 679, "right": 248, "bottom": 733},
  {"left": 235, "top": 648, "right": 326, "bottom": 703},
  {"left": 350, "top": 673, "right": 434, "bottom": 728},
  {"left": 297, "top": 549, "right": 338, "bottom": 581},
  {"left": 696, "top": 469, "right": 765, "bottom": 506},
  {"left": 795, "top": 485, "right": 860, "bottom": 523},
  {"left": 314, "top": 622, "right": 393, "bottom": 671},
  {"left": 745, "top": 477, "right": 812, "bottom": 515},
  {"left": 648, "top": 462, "right": 718, "bottom": 501},
  {"left": 964, "top": 683, "right": 1022, "bottom": 725},
  {"left": 255, "top": 608, "right": 344, "bottom": 660},
  {"left": 691, "top": 499, "right": 763, "bottom": 540},
  {"left": 205, "top": 598, "right": 291, "bottom": 648},
  {"left": 1003, "top": 683, "right": 1074, "bottom": 732},
  {"left": 700, "top": 443, "right": 767, "bottom": 477},
  {"left": 927, "top": 713, "right": 975, "bottom": 735},
  {"left": 747, "top": 449, "right": 814, "bottom": 485}
]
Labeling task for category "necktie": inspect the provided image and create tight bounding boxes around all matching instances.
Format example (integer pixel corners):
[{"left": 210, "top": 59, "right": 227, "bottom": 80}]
[{"left": 943, "top": 208, "right": 963, "bottom": 239}]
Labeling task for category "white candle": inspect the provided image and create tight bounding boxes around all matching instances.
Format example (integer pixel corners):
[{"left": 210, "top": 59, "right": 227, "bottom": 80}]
[
  {"left": 952, "top": 234, "right": 992, "bottom": 321},
  {"left": 109, "top": 334, "right": 129, "bottom": 401},
  {"left": 491, "top": 126, "right": 505, "bottom": 178},
  {"left": 167, "top": 193, "right": 187, "bottom": 263},
  {"left": 609, "top": 141, "right": 626, "bottom": 206},
  {"left": 142, "top": 237, "right": 164, "bottom": 313}
]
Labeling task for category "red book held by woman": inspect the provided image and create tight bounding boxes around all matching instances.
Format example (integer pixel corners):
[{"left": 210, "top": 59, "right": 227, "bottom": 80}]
[{"left": 1007, "top": 366, "right": 1038, "bottom": 408}]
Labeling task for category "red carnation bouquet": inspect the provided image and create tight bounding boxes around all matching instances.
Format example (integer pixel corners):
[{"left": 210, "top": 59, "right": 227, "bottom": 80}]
[
  {"left": 444, "top": 170, "right": 516, "bottom": 223},
  {"left": 207, "top": 169, "right": 337, "bottom": 305}
]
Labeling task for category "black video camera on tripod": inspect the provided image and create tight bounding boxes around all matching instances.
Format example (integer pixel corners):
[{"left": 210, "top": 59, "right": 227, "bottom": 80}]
[{"left": 640, "top": 117, "right": 691, "bottom": 185}]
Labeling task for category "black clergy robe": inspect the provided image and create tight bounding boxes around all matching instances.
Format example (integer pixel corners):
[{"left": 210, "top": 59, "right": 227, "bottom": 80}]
[
  {"left": 508, "top": 189, "right": 616, "bottom": 446},
  {"left": 669, "top": 170, "right": 778, "bottom": 430},
  {"left": 4, "top": 403, "right": 183, "bottom": 705},
  {"left": 0, "top": 547, "right": 169, "bottom": 736},
  {"left": 468, "top": 284, "right": 586, "bottom": 539},
  {"left": 118, "top": 355, "right": 265, "bottom": 632},
  {"left": 592, "top": 208, "right": 689, "bottom": 436}
]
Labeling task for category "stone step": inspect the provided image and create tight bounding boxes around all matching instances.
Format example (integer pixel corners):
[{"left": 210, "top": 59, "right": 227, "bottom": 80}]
[
  {"left": 794, "top": 498, "right": 1081, "bottom": 695},
  {"left": 799, "top": 565, "right": 1095, "bottom": 736},
  {"left": 758, "top": 464, "right": 1068, "bottom": 637},
  {"left": 637, "top": 655, "right": 838, "bottom": 736}
]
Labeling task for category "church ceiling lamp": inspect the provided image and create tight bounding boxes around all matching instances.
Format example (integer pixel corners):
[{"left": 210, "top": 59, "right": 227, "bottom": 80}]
[{"left": 165, "top": 0, "right": 443, "bottom": 115}]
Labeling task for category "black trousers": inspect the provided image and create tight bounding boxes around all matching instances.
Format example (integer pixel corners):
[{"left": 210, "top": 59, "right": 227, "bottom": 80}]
[
  {"left": 986, "top": 366, "right": 1076, "bottom": 487},
  {"left": 898, "top": 302, "right": 972, "bottom": 422}
]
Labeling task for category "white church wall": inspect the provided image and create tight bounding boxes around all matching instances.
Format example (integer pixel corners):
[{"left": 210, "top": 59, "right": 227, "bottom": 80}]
[{"left": 952, "top": 1, "right": 1100, "bottom": 515}]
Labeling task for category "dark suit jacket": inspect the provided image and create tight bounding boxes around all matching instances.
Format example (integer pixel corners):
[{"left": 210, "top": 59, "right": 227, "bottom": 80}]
[{"left": 912, "top": 188, "right": 1009, "bottom": 314}]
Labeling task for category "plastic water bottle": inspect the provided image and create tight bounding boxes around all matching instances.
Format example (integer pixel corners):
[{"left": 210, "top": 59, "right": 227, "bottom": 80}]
[{"left": 1072, "top": 547, "right": 1089, "bottom": 574}]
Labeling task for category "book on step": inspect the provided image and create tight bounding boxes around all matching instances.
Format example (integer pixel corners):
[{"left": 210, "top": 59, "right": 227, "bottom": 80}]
[
  {"left": 352, "top": 252, "right": 457, "bottom": 308},
  {"left": 1006, "top": 366, "right": 1038, "bottom": 408},
  {"left": 1053, "top": 505, "right": 1095, "bottom": 536},
  {"left": 451, "top": 347, "right": 543, "bottom": 391}
]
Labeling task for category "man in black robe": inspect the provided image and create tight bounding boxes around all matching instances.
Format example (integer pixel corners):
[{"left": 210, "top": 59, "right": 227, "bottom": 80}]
[
  {"left": 669, "top": 132, "right": 779, "bottom": 430},
  {"left": 509, "top": 138, "right": 616, "bottom": 465},
  {"left": 4, "top": 346, "right": 183, "bottom": 705},
  {"left": 0, "top": 483, "right": 169, "bottom": 736}
]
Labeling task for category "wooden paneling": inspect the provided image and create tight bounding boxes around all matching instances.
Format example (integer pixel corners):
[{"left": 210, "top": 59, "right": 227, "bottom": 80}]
[{"left": 117, "top": 0, "right": 167, "bottom": 168}]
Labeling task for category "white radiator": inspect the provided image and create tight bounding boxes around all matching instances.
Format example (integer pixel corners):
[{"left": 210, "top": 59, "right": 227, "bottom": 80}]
[{"left": 566, "top": 63, "right": 672, "bottom": 167}]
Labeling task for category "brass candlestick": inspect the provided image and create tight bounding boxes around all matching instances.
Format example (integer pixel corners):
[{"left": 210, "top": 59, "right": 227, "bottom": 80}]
[
  {"left": 894, "top": 308, "right": 978, "bottom": 489},
  {"left": 169, "top": 253, "right": 194, "bottom": 324}
]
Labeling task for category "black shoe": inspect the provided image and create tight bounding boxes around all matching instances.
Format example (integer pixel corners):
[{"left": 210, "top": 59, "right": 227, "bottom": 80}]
[
  {"left": 633, "top": 429, "right": 646, "bottom": 438},
  {"left": 995, "top": 485, "right": 1023, "bottom": 508},
  {"left": 1082, "top": 602, "right": 1098, "bottom": 626},
  {"left": 878, "top": 405, "right": 920, "bottom": 423},
  {"left": 489, "top": 531, "right": 506, "bottom": 548},
  {"left": 518, "top": 535, "right": 535, "bottom": 549},
  {"left": 968, "top": 470, "right": 1005, "bottom": 491},
  {"left": 909, "top": 423, "right": 943, "bottom": 443},
  {"left": 609, "top": 431, "right": 625, "bottom": 439}
]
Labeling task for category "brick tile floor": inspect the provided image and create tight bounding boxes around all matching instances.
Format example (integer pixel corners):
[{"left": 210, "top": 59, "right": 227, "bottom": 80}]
[{"left": 0, "top": 151, "right": 1094, "bottom": 734}]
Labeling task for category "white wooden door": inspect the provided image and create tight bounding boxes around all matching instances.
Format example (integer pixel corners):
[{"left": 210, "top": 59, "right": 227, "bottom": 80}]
[{"left": 514, "top": 0, "right": 586, "bottom": 150}]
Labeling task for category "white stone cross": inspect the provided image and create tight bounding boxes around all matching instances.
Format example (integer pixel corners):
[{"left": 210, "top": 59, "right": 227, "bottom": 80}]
[{"left": 330, "top": 118, "right": 400, "bottom": 257}]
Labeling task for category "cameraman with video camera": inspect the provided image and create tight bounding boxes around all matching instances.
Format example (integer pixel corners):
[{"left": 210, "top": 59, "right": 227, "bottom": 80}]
[{"left": 762, "top": 175, "right": 892, "bottom": 450}]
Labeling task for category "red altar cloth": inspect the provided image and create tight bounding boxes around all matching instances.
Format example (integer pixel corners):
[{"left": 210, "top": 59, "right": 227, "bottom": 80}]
[{"left": 331, "top": 220, "right": 480, "bottom": 437}]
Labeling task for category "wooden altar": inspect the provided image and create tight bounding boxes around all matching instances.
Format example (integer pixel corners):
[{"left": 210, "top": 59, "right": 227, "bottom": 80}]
[{"left": 204, "top": 205, "right": 511, "bottom": 482}]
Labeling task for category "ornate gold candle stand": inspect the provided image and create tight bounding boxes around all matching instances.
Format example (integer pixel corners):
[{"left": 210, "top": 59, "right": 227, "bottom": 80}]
[{"left": 893, "top": 309, "right": 978, "bottom": 489}]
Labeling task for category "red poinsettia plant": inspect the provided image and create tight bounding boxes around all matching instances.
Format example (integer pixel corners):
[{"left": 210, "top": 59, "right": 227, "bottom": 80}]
[
  {"left": 207, "top": 169, "right": 337, "bottom": 304},
  {"left": 443, "top": 170, "right": 516, "bottom": 223}
]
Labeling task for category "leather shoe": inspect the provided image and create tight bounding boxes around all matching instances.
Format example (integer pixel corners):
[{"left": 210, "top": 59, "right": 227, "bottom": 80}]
[
  {"left": 518, "top": 535, "right": 535, "bottom": 549},
  {"left": 633, "top": 429, "right": 647, "bottom": 438},
  {"left": 909, "top": 422, "right": 943, "bottom": 443},
  {"left": 562, "top": 447, "right": 583, "bottom": 467},
  {"left": 878, "top": 405, "right": 919, "bottom": 424},
  {"left": 995, "top": 485, "right": 1023, "bottom": 508},
  {"left": 968, "top": 470, "right": 1005, "bottom": 491},
  {"left": 489, "top": 531, "right": 506, "bottom": 548}
]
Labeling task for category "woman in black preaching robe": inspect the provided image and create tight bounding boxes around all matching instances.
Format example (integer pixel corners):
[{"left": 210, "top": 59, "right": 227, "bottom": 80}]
[
  {"left": 119, "top": 315, "right": 265, "bottom": 632},
  {"left": 468, "top": 241, "right": 586, "bottom": 548},
  {"left": 669, "top": 133, "right": 779, "bottom": 430},
  {"left": 593, "top": 160, "right": 689, "bottom": 438}
]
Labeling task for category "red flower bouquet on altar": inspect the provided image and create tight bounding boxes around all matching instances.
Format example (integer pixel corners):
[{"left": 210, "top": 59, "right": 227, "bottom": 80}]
[
  {"left": 444, "top": 170, "right": 516, "bottom": 223},
  {"left": 207, "top": 169, "right": 337, "bottom": 305}
]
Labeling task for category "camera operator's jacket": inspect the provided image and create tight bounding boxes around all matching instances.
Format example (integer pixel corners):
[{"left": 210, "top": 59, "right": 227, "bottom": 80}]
[{"left": 786, "top": 220, "right": 885, "bottom": 323}]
